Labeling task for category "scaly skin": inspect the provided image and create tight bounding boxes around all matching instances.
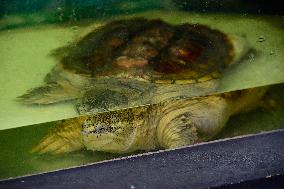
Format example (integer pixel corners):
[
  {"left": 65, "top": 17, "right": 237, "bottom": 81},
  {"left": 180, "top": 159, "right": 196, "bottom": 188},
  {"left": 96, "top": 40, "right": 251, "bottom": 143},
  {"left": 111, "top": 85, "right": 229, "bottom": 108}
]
[{"left": 32, "top": 87, "right": 267, "bottom": 154}]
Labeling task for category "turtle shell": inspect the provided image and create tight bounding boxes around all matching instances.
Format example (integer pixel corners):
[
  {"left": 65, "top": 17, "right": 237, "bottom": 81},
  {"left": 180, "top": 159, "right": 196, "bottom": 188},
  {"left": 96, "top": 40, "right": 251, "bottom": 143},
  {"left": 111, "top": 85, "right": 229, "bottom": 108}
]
[{"left": 54, "top": 18, "right": 235, "bottom": 84}]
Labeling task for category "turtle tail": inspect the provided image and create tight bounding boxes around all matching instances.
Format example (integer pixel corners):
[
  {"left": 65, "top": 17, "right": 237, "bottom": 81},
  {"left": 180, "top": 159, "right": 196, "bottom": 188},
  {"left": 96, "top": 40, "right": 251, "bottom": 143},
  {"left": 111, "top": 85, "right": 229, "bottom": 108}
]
[{"left": 32, "top": 117, "right": 85, "bottom": 154}]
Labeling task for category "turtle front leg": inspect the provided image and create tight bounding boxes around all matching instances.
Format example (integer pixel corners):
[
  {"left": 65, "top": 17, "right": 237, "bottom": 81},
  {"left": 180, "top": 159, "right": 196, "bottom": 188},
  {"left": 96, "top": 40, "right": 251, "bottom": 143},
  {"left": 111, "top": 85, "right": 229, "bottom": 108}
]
[
  {"left": 32, "top": 117, "right": 85, "bottom": 154},
  {"left": 157, "top": 117, "right": 198, "bottom": 149},
  {"left": 157, "top": 96, "right": 231, "bottom": 149}
]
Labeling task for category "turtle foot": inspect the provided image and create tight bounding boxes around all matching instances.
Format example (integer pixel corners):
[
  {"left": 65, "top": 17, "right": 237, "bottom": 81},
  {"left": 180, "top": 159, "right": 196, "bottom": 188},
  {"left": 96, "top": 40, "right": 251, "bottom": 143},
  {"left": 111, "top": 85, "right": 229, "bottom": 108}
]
[
  {"left": 31, "top": 134, "right": 82, "bottom": 154},
  {"left": 17, "top": 83, "right": 79, "bottom": 105},
  {"left": 31, "top": 118, "right": 84, "bottom": 154}
]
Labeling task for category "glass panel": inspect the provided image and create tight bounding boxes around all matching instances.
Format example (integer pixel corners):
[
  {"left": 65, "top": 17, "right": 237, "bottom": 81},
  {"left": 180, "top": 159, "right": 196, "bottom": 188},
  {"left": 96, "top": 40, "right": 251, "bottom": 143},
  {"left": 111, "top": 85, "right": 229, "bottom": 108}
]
[
  {"left": 1, "top": 2, "right": 284, "bottom": 129},
  {"left": 0, "top": 0, "right": 283, "bottom": 180},
  {"left": 1, "top": 83, "right": 284, "bottom": 180}
]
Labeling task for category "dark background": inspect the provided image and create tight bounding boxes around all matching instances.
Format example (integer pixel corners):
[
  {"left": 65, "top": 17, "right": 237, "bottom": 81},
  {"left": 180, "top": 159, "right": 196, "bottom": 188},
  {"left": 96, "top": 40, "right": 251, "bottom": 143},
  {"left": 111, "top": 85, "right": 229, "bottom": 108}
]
[{"left": 1, "top": 0, "right": 283, "bottom": 18}]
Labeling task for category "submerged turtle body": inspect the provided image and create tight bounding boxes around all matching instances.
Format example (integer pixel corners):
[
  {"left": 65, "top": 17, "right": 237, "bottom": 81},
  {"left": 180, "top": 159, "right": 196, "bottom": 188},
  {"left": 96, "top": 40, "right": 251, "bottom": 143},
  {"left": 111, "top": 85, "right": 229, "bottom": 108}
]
[
  {"left": 18, "top": 18, "right": 266, "bottom": 154},
  {"left": 32, "top": 87, "right": 267, "bottom": 154}
]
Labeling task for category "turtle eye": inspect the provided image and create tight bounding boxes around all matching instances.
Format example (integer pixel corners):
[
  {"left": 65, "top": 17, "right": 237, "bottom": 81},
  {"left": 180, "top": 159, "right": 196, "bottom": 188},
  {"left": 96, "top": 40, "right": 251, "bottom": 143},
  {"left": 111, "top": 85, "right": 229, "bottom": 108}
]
[
  {"left": 82, "top": 122, "right": 115, "bottom": 135},
  {"left": 94, "top": 124, "right": 114, "bottom": 134}
]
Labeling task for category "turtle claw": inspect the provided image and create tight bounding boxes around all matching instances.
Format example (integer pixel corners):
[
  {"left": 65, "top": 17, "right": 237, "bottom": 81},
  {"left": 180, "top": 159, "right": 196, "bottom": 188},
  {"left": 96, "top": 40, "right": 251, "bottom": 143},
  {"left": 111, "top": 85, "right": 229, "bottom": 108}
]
[
  {"left": 32, "top": 134, "right": 83, "bottom": 154},
  {"left": 32, "top": 118, "right": 85, "bottom": 154},
  {"left": 17, "top": 84, "right": 64, "bottom": 105},
  {"left": 18, "top": 82, "right": 80, "bottom": 105},
  {"left": 53, "top": 144, "right": 75, "bottom": 154},
  {"left": 31, "top": 135, "right": 62, "bottom": 154}
]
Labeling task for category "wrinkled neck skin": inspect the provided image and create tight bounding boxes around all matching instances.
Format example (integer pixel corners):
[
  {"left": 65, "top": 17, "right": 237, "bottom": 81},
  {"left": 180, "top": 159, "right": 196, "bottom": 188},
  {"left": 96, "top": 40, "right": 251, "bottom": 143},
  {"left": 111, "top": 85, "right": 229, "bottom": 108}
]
[{"left": 124, "top": 105, "right": 162, "bottom": 152}]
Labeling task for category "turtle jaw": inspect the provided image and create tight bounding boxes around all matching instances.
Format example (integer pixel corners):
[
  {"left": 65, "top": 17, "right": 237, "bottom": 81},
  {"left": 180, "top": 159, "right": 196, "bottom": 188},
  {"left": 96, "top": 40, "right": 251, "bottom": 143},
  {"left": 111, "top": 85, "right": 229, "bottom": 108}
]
[
  {"left": 81, "top": 117, "right": 138, "bottom": 153},
  {"left": 82, "top": 132, "right": 131, "bottom": 153}
]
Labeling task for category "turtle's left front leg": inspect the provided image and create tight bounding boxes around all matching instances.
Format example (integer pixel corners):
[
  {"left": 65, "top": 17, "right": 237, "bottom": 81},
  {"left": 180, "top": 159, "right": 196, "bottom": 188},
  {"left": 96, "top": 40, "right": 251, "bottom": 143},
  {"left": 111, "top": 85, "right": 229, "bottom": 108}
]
[{"left": 32, "top": 117, "right": 85, "bottom": 154}]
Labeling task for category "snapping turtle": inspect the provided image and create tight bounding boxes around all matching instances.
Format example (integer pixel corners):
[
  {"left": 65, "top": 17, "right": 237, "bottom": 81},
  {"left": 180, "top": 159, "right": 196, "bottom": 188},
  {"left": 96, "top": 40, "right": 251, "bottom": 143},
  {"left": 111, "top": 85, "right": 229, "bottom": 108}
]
[{"left": 19, "top": 18, "right": 267, "bottom": 154}]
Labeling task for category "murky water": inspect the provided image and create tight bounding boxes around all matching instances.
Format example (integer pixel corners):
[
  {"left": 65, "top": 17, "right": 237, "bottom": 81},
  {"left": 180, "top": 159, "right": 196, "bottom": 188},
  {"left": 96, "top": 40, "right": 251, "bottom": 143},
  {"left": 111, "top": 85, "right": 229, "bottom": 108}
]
[
  {"left": 0, "top": 2, "right": 284, "bottom": 180},
  {"left": 1, "top": 11, "right": 284, "bottom": 129},
  {"left": 0, "top": 84, "right": 283, "bottom": 179}
]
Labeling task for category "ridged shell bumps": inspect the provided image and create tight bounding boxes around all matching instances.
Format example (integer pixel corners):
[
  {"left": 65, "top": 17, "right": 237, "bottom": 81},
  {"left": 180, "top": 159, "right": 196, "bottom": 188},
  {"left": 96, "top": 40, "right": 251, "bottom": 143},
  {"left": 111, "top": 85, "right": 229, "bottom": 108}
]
[{"left": 56, "top": 18, "right": 234, "bottom": 83}]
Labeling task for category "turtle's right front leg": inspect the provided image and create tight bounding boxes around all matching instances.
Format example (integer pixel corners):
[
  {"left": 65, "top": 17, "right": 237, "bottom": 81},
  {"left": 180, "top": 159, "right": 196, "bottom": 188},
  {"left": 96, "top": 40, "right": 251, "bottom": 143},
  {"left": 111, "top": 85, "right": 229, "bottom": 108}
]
[{"left": 156, "top": 96, "right": 231, "bottom": 149}]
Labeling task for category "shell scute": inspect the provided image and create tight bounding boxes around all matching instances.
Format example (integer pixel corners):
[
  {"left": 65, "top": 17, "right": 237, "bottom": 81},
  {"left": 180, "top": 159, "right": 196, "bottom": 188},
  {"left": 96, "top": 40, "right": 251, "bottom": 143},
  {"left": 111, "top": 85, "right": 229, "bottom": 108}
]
[{"left": 54, "top": 19, "right": 235, "bottom": 84}]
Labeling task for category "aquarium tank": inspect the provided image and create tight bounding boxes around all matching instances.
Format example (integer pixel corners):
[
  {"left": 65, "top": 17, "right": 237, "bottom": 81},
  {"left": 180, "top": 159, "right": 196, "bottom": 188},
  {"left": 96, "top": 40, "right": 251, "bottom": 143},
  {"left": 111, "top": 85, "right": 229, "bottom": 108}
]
[{"left": 0, "top": 0, "right": 283, "bottom": 180}]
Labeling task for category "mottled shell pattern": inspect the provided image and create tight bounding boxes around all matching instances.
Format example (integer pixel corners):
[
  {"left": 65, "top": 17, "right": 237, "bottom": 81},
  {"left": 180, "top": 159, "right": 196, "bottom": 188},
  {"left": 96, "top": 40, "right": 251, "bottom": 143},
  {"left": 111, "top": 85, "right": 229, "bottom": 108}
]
[{"left": 54, "top": 18, "right": 235, "bottom": 84}]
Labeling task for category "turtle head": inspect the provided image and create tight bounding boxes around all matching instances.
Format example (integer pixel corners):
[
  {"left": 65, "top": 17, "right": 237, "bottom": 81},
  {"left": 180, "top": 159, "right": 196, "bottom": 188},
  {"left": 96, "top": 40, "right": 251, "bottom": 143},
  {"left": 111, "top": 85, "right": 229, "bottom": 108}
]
[
  {"left": 81, "top": 108, "right": 145, "bottom": 153},
  {"left": 77, "top": 89, "right": 129, "bottom": 114}
]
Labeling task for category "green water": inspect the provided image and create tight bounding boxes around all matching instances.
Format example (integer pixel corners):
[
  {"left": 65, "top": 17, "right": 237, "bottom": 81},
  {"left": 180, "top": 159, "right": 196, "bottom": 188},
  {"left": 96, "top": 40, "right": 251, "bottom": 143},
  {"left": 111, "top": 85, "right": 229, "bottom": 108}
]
[
  {"left": 216, "top": 84, "right": 284, "bottom": 138},
  {"left": 1, "top": 11, "right": 284, "bottom": 130},
  {"left": 0, "top": 122, "right": 119, "bottom": 180},
  {"left": 0, "top": 10, "right": 284, "bottom": 180},
  {"left": 0, "top": 84, "right": 283, "bottom": 180}
]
